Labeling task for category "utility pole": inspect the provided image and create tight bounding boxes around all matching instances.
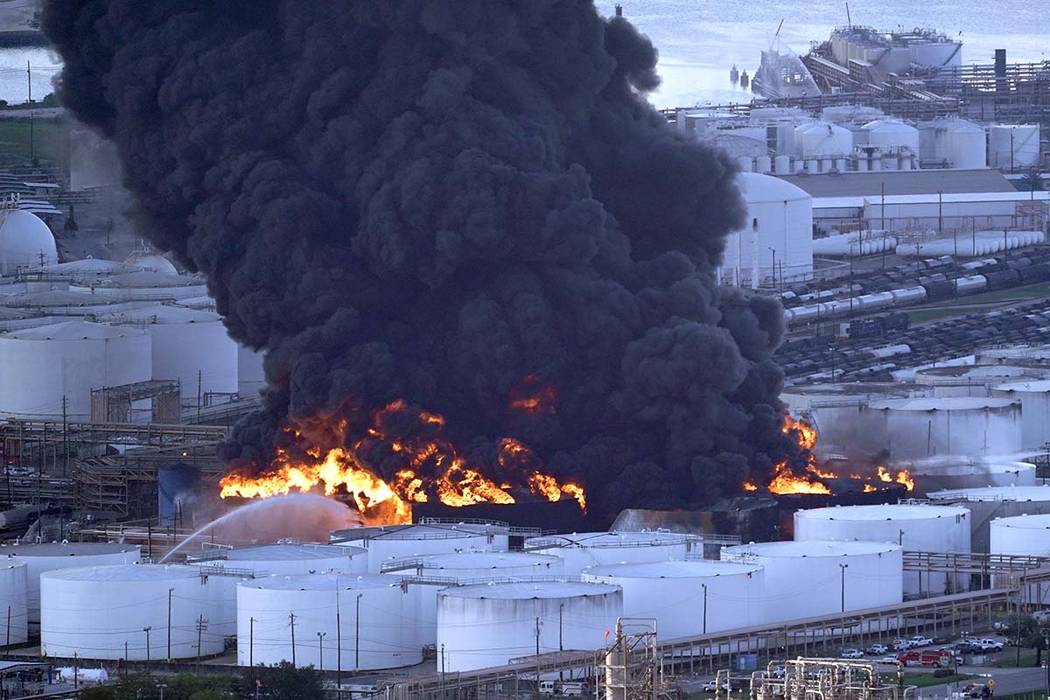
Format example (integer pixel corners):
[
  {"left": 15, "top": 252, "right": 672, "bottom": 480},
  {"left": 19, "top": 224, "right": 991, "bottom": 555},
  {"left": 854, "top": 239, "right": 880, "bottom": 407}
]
[
  {"left": 336, "top": 584, "right": 342, "bottom": 688},
  {"left": 440, "top": 644, "right": 446, "bottom": 697},
  {"left": 62, "top": 396, "right": 68, "bottom": 476},
  {"left": 289, "top": 612, "right": 297, "bottom": 666},
  {"left": 167, "top": 588, "right": 174, "bottom": 661},
  {"left": 355, "top": 593, "right": 362, "bottom": 671},
  {"left": 195, "top": 615, "right": 207, "bottom": 670},
  {"left": 26, "top": 61, "right": 34, "bottom": 162},
  {"left": 701, "top": 583, "right": 709, "bottom": 634},
  {"left": 143, "top": 626, "right": 152, "bottom": 673},
  {"left": 535, "top": 616, "right": 542, "bottom": 692},
  {"left": 249, "top": 617, "right": 254, "bottom": 667},
  {"left": 316, "top": 631, "right": 326, "bottom": 672},
  {"left": 839, "top": 563, "right": 849, "bottom": 613}
]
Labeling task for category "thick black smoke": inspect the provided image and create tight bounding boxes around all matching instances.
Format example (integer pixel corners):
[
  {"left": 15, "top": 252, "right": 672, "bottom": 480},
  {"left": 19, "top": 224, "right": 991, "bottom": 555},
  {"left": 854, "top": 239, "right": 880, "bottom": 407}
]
[{"left": 43, "top": 1, "right": 799, "bottom": 517}]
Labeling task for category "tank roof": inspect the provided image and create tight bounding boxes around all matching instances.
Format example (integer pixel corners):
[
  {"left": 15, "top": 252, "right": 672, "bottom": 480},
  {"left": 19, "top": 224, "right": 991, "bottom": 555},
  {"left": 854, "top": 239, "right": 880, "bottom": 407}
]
[
  {"left": 333, "top": 522, "right": 505, "bottom": 543},
  {"left": 992, "top": 513, "right": 1050, "bottom": 530},
  {"left": 1, "top": 542, "right": 139, "bottom": 558},
  {"left": 101, "top": 304, "right": 221, "bottom": 325},
  {"left": 41, "top": 564, "right": 196, "bottom": 582},
  {"left": 527, "top": 531, "right": 691, "bottom": 549},
  {"left": 224, "top": 543, "right": 361, "bottom": 561},
  {"left": 441, "top": 581, "right": 620, "bottom": 600},
  {"left": 737, "top": 172, "right": 810, "bottom": 204},
  {"left": 911, "top": 461, "right": 1035, "bottom": 477},
  {"left": 867, "top": 396, "right": 1018, "bottom": 411},
  {"left": 724, "top": 540, "right": 901, "bottom": 558},
  {"left": 929, "top": 485, "right": 1050, "bottom": 503},
  {"left": 795, "top": 504, "right": 969, "bottom": 521},
  {"left": 411, "top": 552, "right": 560, "bottom": 570},
  {"left": 240, "top": 573, "right": 399, "bottom": 591},
  {"left": 993, "top": 380, "right": 1050, "bottom": 393},
  {"left": 584, "top": 560, "right": 761, "bottom": 578},
  {"left": 2, "top": 320, "right": 145, "bottom": 341}
]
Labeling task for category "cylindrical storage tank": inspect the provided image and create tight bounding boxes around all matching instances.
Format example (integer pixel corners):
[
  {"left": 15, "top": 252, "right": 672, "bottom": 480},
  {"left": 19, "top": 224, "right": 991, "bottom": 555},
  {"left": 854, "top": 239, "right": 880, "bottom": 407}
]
[
  {"left": 861, "top": 397, "right": 1022, "bottom": 459},
  {"left": 437, "top": 582, "right": 622, "bottom": 672},
  {"left": 1, "top": 542, "right": 141, "bottom": 625},
  {"left": 756, "top": 155, "right": 772, "bottom": 173},
  {"left": 582, "top": 560, "right": 764, "bottom": 636},
  {"left": 991, "top": 380, "right": 1050, "bottom": 450},
  {"left": 909, "top": 460, "right": 1036, "bottom": 494},
  {"left": 780, "top": 382, "right": 924, "bottom": 452},
  {"left": 388, "top": 551, "right": 565, "bottom": 646},
  {"left": 191, "top": 544, "right": 368, "bottom": 639},
  {"left": 332, "top": 523, "right": 509, "bottom": 573},
  {"left": 794, "top": 504, "right": 970, "bottom": 596},
  {"left": 723, "top": 173, "right": 813, "bottom": 288},
  {"left": 525, "top": 531, "right": 693, "bottom": 575},
  {"left": 101, "top": 305, "right": 239, "bottom": 398},
  {"left": 990, "top": 514, "right": 1050, "bottom": 556},
  {"left": 721, "top": 541, "right": 902, "bottom": 622},
  {"left": 40, "top": 564, "right": 220, "bottom": 660},
  {"left": 0, "top": 562, "right": 27, "bottom": 645},
  {"left": 915, "top": 365, "right": 1045, "bottom": 398},
  {"left": 0, "top": 321, "right": 151, "bottom": 420},
  {"left": 236, "top": 573, "right": 421, "bottom": 670},
  {"left": 737, "top": 156, "right": 754, "bottom": 172},
  {"left": 919, "top": 119, "right": 987, "bottom": 169},
  {"left": 774, "top": 155, "right": 791, "bottom": 174},
  {"left": 928, "top": 485, "right": 1050, "bottom": 552},
  {"left": 988, "top": 125, "right": 1041, "bottom": 169},
  {"left": 863, "top": 119, "right": 920, "bottom": 156}
]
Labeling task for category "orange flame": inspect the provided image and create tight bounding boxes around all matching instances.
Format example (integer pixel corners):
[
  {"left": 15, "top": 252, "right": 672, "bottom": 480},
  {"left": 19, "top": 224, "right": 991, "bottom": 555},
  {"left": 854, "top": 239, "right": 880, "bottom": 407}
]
[
  {"left": 509, "top": 374, "right": 558, "bottom": 414},
  {"left": 219, "top": 402, "right": 586, "bottom": 523},
  {"left": 766, "top": 461, "right": 832, "bottom": 495}
]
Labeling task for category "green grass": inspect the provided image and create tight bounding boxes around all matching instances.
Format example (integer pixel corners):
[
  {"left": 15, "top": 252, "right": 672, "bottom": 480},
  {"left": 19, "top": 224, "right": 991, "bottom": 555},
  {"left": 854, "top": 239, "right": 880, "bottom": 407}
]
[
  {"left": 906, "top": 281, "right": 1050, "bottom": 324},
  {"left": 0, "top": 117, "right": 68, "bottom": 165},
  {"left": 903, "top": 672, "right": 975, "bottom": 688}
]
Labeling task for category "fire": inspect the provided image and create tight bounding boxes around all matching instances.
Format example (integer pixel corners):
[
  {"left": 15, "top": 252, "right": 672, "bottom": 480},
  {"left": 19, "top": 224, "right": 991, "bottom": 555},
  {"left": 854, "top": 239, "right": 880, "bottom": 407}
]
[
  {"left": 744, "top": 416, "right": 915, "bottom": 496},
  {"left": 219, "top": 401, "right": 586, "bottom": 523},
  {"left": 509, "top": 374, "right": 558, "bottom": 414}
]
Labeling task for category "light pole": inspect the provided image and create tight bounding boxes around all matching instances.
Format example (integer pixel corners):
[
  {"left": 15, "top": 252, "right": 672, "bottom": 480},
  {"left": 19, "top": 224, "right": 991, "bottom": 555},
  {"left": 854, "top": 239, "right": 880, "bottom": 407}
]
[
  {"left": 143, "top": 626, "right": 152, "bottom": 673},
  {"left": 839, "top": 564, "right": 849, "bottom": 613},
  {"left": 355, "top": 593, "right": 363, "bottom": 671},
  {"left": 701, "top": 583, "right": 708, "bottom": 634},
  {"left": 336, "top": 584, "right": 343, "bottom": 688},
  {"left": 768, "top": 247, "right": 777, "bottom": 291},
  {"left": 167, "top": 587, "right": 174, "bottom": 662},
  {"left": 317, "top": 631, "right": 326, "bottom": 672}
]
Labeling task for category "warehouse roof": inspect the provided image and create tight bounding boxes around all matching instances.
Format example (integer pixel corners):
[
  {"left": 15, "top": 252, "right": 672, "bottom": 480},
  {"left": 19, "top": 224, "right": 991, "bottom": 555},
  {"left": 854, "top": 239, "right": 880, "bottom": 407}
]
[{"left": 779, "top": 169, "right": 1016, "bottom": 198}]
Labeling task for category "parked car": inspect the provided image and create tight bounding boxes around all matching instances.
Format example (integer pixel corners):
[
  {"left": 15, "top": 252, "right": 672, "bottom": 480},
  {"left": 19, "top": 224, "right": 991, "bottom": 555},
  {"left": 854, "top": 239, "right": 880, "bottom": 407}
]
[
  {"left": 892, "top": 639, "right": 912, "bottom": 651},
  {"left": 909, "top": 636, "right": 934, "bottom": 647},
  {"left": 702, "top": 680, "right": 730, "bottom": 693},
  {"left": 841, "top": 648, "right": 864, "bottom": 659},
  {"left": 975, "top": 639, "right": 1004, "bottom": 651},
  {"left": 866, "top": 644, "right": 889, "bottom": 655}
]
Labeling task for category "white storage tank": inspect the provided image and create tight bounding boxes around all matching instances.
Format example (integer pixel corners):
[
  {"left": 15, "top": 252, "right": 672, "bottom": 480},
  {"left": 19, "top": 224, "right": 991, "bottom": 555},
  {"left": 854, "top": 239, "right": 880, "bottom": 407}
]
[
  {"left": 0, "top": 209, "right": 57, "bottom": 275},
  {"left": 525, "top": 531, "right": 693, "bottom": 575},
  {"left": 794, "top": 504, "right": 970, "bottom": 596},
  {"left": 0, "top": 321, "right": 151, "bottom": 419},
  {"left": 1, "top": 542, "right": 141, "bottom": 625},
  {"left": 909, "top": 460, "right": 1036, "bottom": 494},
  {"left": 991, "top": 380, "right": 1050, "bottom": 450},
  {"left": 918, "top": 118, "right": 987, "bottom": 169},
  {"left": 582, "top": 560, "right": 764, "bottom": 637},
  {"left": 722, "top": 172, "right": 813, "bottom": 287},
  {"left": 384, "top": 551, "right": 565, "bottom": 646},
  {"left": 864, "top": 119, "right": 920, "bottom": 156},
  {"left": 794, "top": 121, "right": 853, "bottom": 159},
  {"left": 988, "top": 125, "right": 1041, "bottom": 169},
  {"left": 721, "top": 540, "right": 902, "bottom": 622},
  {"left": 125, "top": 252, "right": 178, "bottom": 276},
  {"left": 40, "top": 564, "right": 220, "bottom": 660},
  {"left": 928, "top": 485, "right": 1050, "bottom": 552},
  {"left": 915, "top": 365, "right": 1046, "bottom": 398},
  {"left": 990, "top": 514, "right": 1050, "bottom": 556},
  {"left": 861, "top": 397, "right": 1022, "bottom": 459},
  {"left": 332, "top": 522, "right": 509, "bottom": 573},
  {"left": 437, "top": 581, "right": 622, "bottom": 672},
  {"left": 101, "top": 305, "right": 239, "bottom": 399},
  {"left": 236, "top": 573, "right": 421, "bottom": 670},
  {"left": 0, "top": 562, "right": 27, "bottom": 645}
]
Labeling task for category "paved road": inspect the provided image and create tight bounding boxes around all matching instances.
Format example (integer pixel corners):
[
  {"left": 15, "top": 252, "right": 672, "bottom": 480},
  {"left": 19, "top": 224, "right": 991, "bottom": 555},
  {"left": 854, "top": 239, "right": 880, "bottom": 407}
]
[{"left": 916, "top": 666, "right": 1050, "bottom": 699}]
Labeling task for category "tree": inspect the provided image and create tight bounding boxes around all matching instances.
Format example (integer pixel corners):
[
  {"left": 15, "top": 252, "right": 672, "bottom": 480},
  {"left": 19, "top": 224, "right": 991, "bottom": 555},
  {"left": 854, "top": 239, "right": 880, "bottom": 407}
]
[
  {"left": 243, "top": 663, "right": 324, "bottom": 700},
  {"left": 1021, "top": 169, "right": 1045, "bottom": 193},
  {"left": 80, "top": 688, "right": 115, "bottom": 700}
]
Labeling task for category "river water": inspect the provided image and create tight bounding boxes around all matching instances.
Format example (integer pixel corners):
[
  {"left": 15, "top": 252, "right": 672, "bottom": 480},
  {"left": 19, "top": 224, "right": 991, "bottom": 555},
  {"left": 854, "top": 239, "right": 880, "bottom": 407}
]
[{"left": 595, "top": 0, "right": 1049, "bottom": 108}]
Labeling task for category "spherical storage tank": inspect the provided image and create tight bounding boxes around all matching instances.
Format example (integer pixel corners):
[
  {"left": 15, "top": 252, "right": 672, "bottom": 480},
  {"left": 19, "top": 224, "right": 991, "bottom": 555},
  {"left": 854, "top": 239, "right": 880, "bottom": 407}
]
[
  {"left": 101, "top": 305, "right": 238, "bottom": 397},
  {"left": 721, "top": 540, "right": 901, "bottom": 622},
  {"left": 990, "top": 514, "right": 1050, "bottom": 556},
  {"left": 992, "top": 380, "right": 1050, "bottom": 450},
  {"left": 41, "top": 564, "right": 220, "bottom": 660},
  {"left": 526, "top": 531, "right": 693, "bottom": 575},
  {"left": 237, "top": 574, "right": 421, "bottom": 670},
  {"left": 332, "top": 523, "right": 509, "bottom": 573},
  {"left": 0, "top": 209, "right": 57, "bottom": 275},
  {"left": 2, "top": 542, "right": 141, "bottom": 625},
  {"left": 720, "top": 172, "right": 813, "bottom": 288},
  {"left": 918, "top": 118, "right": 986, "bottom": 169},
  {"left": 438, "top": 582, "right": 622, "bottom": 672},
  {"left": 861, "top": 397, "right": 1021, "bottom": 459},
  {"left": 0, "top": 320, "right": 150, "bottom": 420},
  {"left": 988, "top": 125, "right": 1041, "bottom": 169},
  {"left": 582, "top": 560, "right": 764, "bottom": 637},
  {"left": 0, "top": 562, "right": 27, "bottom": 645},
  {"left": 794, "top": 504, "right": 969, "bottom": 595}
]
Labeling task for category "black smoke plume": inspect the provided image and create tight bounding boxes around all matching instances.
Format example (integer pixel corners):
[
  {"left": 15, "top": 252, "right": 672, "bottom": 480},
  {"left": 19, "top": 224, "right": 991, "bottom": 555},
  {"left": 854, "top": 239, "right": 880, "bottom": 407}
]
[{"left": 43, "top": 0, "right": 799, "bottom": 518}]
